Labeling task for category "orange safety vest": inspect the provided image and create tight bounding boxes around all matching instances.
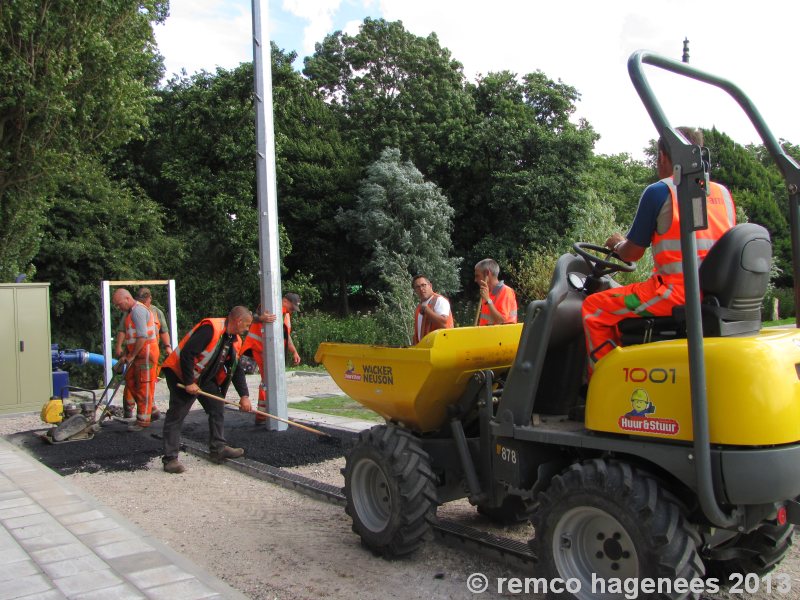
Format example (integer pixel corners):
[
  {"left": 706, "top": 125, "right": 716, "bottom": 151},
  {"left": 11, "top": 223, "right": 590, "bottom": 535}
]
[
  {"left": 478, "top": 283, "right": 518, "bottom": 326},
  {"left": 242, "top": 307, "right": 290, "bottom": 355},
  {"left": 124, "top": 302, "right": 159, "bottom": 356},
  {"left": 652, "top": 177, "right": 736, "bottom": 283},
  {"left": 162, "top": 318, "right": 242, "bottom": 387},
  {"left": 412, "top": 293, "right": 454, "bottom": 344}
]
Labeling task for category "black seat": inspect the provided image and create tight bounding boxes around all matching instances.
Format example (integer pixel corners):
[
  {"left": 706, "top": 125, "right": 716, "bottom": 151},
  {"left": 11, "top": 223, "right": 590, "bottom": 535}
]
[{"left": 618, "top": 223, "right": 772, "bottom": 344}]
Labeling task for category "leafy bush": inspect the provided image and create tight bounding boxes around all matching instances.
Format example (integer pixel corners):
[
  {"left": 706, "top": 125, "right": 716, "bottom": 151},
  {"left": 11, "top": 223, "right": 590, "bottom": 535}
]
[
  {"left": 767, "top": 287, "right": 796, "bottom": 320},
  {"left": 292, "top": 310, "right": 408, "bottom": 365}
]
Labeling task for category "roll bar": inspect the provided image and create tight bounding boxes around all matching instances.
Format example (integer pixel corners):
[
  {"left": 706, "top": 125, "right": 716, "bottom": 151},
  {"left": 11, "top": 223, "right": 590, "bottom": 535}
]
[{"left": 628, "top": 51, "right": 800, "bottom": 529}]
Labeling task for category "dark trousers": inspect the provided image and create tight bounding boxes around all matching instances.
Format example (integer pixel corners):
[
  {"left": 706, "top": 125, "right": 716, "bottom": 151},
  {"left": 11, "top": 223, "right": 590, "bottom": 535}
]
[{"left": 162, "top": 369, "right": 227, "bottom": 462}]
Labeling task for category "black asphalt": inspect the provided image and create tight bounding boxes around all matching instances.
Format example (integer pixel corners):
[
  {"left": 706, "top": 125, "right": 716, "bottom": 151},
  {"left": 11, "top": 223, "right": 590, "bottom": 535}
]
[{"left": 7, "top": 407, "right": 355, "bottom": 476}]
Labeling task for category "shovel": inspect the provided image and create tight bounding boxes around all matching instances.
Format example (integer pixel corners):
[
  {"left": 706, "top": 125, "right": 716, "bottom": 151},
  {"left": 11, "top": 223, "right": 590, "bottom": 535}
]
[{"left": 177, "top": 383, "right": 332, "bottom": 438}]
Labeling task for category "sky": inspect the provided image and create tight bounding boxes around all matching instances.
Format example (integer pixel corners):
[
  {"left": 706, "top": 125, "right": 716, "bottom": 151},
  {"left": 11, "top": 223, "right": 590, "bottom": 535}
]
[{"left": 154, "top": 0, "right": 799, "bottom": 159}]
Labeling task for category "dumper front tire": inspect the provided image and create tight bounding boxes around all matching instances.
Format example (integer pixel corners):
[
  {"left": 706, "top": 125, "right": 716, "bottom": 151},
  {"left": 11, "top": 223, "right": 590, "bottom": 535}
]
[
  {"left": 530, "top": 459, "right": 704, "bottom": 600},
  {"left": 344, "top": 424, "right": 437, "bottom": 557}
]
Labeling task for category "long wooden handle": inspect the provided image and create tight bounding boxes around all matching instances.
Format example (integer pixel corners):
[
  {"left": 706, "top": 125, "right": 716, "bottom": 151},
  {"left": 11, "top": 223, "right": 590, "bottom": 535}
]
[
  {"left": 177, "top": 384, "right": 330, "bottom": 437},
  {"left": 473, "top": 299, "right": 483, "bottom": 326}
]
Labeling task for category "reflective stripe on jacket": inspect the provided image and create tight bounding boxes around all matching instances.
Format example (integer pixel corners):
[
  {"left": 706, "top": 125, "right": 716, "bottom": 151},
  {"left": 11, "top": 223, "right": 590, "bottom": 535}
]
[
  {"left": 478, "top": 283, "right": 518, "bottom": 326},
  {"left": 241, "top": 307, "right": 290, "bottom": 355},
  {"left": 162, "top": 318, "right": 242, "bottom": 386},
  {"left": 652, "top": 177, "right": 736, "bottom": 282},
  {"left": 124, "top": 302, "right": 159, "bottom": 353}
]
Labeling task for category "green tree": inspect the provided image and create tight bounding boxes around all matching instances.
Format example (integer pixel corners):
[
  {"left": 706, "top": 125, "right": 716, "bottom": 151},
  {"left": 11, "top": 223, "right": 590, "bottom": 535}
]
[
  {"left": 0, "top": 0, "right": 167, "bottom": 281},
  {"left": 337, "top": 148, "right": 461, "bottom": 343},
  {"left": 304, "top": 18, "right": 475, "bottom": 182},
  {"left": 451, "top": 71, "right": 597, "bottom": 274},
  {"left": 33, "top": 155, "right": 177, "bottom": 351},
  {"left": 125, "top": 47, "right": 358, "bottom": 321}
]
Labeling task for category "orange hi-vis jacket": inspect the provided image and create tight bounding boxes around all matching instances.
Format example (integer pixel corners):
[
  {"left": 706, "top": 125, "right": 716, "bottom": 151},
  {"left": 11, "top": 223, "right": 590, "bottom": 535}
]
[
  {"left": 162, "top": 318, "right": 242, "bottom": 387},
  {"left": 412, "top": 293, "right": 454, "bottom": 344},
  {"left": 241, "top": 306, "right": 290, "bottom": 355},
  {"left": 652, "top": 177, "right": 736, "bottom": 286},
  {"left": 478, "top": 283, "right": 518, "bottom": 326},
  {"left": 124, "top": 302, "right": 159, "bottom": 357}
]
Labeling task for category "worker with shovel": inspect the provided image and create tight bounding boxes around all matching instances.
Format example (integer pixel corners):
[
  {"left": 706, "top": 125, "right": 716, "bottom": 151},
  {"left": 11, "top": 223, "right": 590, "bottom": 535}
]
[{"left": 160, "top": 306, "right": 253, "bottom": 474}]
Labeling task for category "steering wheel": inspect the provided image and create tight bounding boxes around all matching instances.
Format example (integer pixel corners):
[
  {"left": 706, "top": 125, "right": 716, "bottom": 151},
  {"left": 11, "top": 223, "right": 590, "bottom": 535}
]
[{"left": 573, "top": 242, "right": 636, "bottom": 277}]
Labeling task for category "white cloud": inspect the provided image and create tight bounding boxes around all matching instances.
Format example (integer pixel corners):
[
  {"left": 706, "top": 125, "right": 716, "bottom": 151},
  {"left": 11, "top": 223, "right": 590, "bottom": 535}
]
[
  {"left": 155, "top": 0, "right": 251, "bottom": 79},
  {"left": 157, "top": 0, "right": 800, "bottom": 157},
  {"left": 282, "top": 0, "right": 342, "bottom": 55}
]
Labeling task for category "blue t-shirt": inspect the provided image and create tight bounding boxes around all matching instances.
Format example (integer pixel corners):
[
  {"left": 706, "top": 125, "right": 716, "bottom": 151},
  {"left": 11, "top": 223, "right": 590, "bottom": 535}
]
[{"left": 626, "top": 181, "right": 671, "bottom": 248}]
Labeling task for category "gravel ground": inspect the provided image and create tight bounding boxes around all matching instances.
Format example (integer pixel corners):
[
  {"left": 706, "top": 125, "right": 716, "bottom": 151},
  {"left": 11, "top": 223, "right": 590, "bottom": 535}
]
[{"left": 1, "top": 373, "right": 799, "bottom": 599}]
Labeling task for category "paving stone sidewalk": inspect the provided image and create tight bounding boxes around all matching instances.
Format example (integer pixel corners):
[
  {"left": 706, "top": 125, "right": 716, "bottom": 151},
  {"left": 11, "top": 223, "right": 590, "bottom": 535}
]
[{"left": 0, "top": 437, "right": 249, "bottom": 600}]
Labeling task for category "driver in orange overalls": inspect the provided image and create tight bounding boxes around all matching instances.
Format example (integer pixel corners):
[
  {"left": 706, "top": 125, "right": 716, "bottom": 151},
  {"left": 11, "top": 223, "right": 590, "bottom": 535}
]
[{"left": 582, "top": 128, "right": 736, "bottom": 376}]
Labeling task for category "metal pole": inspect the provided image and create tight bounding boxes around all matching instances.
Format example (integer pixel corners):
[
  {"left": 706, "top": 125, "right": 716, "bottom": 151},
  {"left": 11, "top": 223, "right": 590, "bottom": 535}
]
[
  {"left": 101, "top": 281, "right": 112, "bottom": 385},
  {"left": 168, "top": 279, "right": 178, "bottom": 347},
  {"left": 252, "top": 0, "right": 287, "bottom": 430}
]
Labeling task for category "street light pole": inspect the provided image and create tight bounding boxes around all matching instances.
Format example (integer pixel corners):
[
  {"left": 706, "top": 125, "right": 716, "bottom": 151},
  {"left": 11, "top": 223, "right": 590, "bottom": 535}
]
[{"left": 251, "top": 0, "right": 287, "bottom": 430}]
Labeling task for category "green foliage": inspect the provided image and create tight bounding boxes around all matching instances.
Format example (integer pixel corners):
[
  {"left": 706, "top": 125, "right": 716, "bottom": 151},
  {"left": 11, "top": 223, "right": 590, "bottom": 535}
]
[
  {"left": 347, "top": 148, "right": 461, "bottom": 291},
  {"left": 292, "top": 310, "right": 407, "bottom": 365},
  {"left": 337, "top": 148, "right": 461, "bottom": 339},
  {"left": 304, "top": 18, "right": 474, "bottom": 179},
  {"left": 0, "top": 0, "right": 166, "bottom": 280},
  {"left": 450, "top": 70, "right": 598, "bottom": 277},
  {"left": 765, "top": 287, "right": 796, "bottom": 320},
  {"left": 33, "top": 154, "right": 177, "bottom": 350}
]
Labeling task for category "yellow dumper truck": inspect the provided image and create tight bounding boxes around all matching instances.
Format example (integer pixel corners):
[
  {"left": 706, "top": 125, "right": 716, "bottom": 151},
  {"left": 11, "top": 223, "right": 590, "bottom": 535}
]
[{"left": 316, "top": 52, "right": 800, "bottom": 599}]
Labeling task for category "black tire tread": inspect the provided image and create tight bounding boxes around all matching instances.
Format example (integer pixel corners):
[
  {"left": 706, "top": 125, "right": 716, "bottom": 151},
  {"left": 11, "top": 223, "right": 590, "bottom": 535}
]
[
  {"left": 344, "top": 424, "right": 437, "bottom": 557},
  {"left": 530, "top": 458, "right": 703, "bottom": 600}
]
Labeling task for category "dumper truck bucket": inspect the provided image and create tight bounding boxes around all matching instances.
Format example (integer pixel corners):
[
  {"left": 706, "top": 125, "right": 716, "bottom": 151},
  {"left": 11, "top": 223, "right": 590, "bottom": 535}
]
[{"left": 315, "top": 324, "right": 523, "bottom": 432}]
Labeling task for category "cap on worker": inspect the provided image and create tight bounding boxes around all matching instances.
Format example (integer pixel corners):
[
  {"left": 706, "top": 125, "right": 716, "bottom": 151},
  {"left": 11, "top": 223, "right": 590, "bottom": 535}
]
[{"left": 285, "top": 292, "right": 301, "bottom": 312}]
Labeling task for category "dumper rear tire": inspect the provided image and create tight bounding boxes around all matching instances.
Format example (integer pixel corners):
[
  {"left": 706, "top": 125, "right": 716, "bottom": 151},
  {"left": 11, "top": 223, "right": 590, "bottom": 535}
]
[
  {"left": 344, "top": 424, "right": 437, "bottom": 557},
  {"left": 530, "top": 459, "right": 704, "bottom": 600},
  {"left": 704, "top": 522, "right": 794, "bottom": 581}
]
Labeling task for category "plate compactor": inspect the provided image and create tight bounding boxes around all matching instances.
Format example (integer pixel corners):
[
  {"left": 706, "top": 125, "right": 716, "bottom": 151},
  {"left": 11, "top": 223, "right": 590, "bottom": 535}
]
[
  {"left": 316, "top": 52, "right": 800, "bottom": 599},
  {"left": 40, "top": 364, "right": 127, "bottom": 443}
]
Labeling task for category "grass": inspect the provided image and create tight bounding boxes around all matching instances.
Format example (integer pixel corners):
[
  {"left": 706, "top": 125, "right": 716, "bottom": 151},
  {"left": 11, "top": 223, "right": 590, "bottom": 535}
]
[
  {"left": 292, "top": 395, "right": 384, "bottom": 422},
  {"left": 763, "top": 317, "right": 796, "bottom": 328},
  {"left": 287, "top": 364, "right": 328, "bottom": 373}
]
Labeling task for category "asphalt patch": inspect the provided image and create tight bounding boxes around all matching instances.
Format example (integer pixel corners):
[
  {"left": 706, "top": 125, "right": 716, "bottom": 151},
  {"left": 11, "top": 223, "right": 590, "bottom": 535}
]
[
  {"left": 6, "top": 407, "right": 358, "bottom": 476},
  {"left": 6, "top": 419, "right": 164, "bottom": 476},
  {"left": 180, "top": 407, "right": 355, "bottom": 467}
]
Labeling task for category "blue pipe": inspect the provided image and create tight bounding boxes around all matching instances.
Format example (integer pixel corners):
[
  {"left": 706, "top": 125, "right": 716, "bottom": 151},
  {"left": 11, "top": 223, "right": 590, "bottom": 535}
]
[{"left": 51, "top": 344, "right": 117, "bottom": 369}]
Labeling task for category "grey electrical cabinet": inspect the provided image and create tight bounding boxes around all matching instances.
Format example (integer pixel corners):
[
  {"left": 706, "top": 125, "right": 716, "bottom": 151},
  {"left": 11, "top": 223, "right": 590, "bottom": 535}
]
[{"left": 0, "top": 283, "right": 52, "bottom": 415}]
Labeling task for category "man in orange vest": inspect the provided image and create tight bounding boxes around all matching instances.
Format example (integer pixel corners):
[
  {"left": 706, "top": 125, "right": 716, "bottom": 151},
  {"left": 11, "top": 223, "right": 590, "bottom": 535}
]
[
  {"left": 242, "top": 293, "right": 302, "bottom": 423},
  {"left": 582, "top": 127, "right": 736, "bottom": 375},
  {"left": 112, "top": 288, "right": 160, "bottom": 432},
  {"left": 160, "top": 306, "right": 253, "bottom": 474},
  {"left": 411, "top": 275, "right": 454, "bottom": 344},
  {"left": 114, "top": 287, "right": 171, "bottom": 420},
  {"left": 474, "top": 258, "right": 518, "bottom": 326}
]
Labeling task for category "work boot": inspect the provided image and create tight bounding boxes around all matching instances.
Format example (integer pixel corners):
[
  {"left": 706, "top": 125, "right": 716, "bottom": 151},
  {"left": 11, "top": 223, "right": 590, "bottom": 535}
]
[
  {"left": 209, "top": 446, "right": 244, "bottom": 463},
  {"left": 151, "top": 409, "right": 161, "bottom": 422},
  {"left": 163, "top": 459, "right": 186, "bottom": 474}
]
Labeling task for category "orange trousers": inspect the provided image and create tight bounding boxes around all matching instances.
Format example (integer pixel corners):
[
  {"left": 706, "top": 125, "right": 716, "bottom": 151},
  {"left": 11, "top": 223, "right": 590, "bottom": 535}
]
[
  {"left": 124, "top": 345, "right": 159, "bottom": 426},
  {"left": 250, "top": 350, "right": 268, "bottom": 423},
  {"left": 582, "top": 276, "right": 683, "bottom": 375}
]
